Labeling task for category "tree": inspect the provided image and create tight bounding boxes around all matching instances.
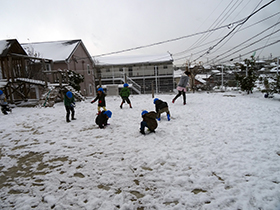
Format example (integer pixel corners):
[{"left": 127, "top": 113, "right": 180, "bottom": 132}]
[
  {"left": 262, "top": 74, "right": 280, "bottom": 97},
  {"left": 62, "top": 70, "right": 84, "bottom": 91},
  {"left": 235, "top": 56, "right": 258, "bottom": 94}
]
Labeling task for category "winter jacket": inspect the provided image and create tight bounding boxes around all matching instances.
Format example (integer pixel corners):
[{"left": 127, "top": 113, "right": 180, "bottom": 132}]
[
  {"left": 95, "top": 111, "right": 109, "bottom": 128},
  {"left": 119, "top": 87, "right": 130, "bottom": 98},
  {"left": 92, "top": 92, "right": 106, "bottom": 107},
  {"left": 64, "top": 95, "right": 75, "bottom": 107},
  {"left": 154, "top": 99, "right": 168, "bottom": 113},
  {"left": 0, "top": 94, "right": 7, "bottom": 105},
  {"left": 177, "top": 73, "right": 189, "bottom": 88},
  {"left": 142, "top": 111, "right": 158, "bottom": 131}
]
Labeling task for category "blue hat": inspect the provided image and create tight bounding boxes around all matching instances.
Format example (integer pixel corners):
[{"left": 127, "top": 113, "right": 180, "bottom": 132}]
[
  {"left": 104, "top": 110, "right": 112, "bottom": 118},
  {"left": 141, "top": 110, "right": 148, "bottom": 116},
  {"left": 66, "top": 91, "right": 73, "bottom": 98},
  {"left": 98, "top": 87, "right": 104, "bottom": 92},
  {"left": 153, "top": 98, "right": 159, "bottom": 104},
  {"left": 0, "top": 90, "right": 3, "bottom": 95},
  {"left": 124, "top": 83, "right": 128, "bottom": 87}
]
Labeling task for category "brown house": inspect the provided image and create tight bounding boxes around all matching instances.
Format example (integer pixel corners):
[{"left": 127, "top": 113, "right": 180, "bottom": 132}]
[{"left": 21, "top": 39, "right": 96, "bottom": 97}]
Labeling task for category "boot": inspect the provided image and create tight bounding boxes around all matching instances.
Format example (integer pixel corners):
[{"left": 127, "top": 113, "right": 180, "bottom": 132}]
[
  {"left": 167, "top": 114, "right": 170, "bottom": 121},
  {"left": 129, "top": 103, "right": 132, "bottom": 108}
]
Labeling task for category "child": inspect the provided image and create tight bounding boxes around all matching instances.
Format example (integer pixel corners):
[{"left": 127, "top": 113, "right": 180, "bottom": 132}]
[
  {"left": 64, "top": 91, "right": 76, "bottom": 122},
  {"left": 140, "top": 110, "right": 158, "bottom": 135},
  {"left": 95, "top": 110, "right": 112, "bottom": 129},
  {"left": 172, "top": 71, "right": 191, "bottom": 105},
  {"left": 0, "top": 90, "right": 11, "bottom": 115},
  {"left": 91, "top": 87, "right": 107, "bottom": 114},
  {"left": 154, "top": 98, "right": 170, "bottom": 121},
  {"left": 119, "top": 83, "right": 132, "bottom": 109}
]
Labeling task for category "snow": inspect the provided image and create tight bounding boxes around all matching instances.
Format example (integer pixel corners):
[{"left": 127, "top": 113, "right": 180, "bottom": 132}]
[
  {"left": 0, "top": 40, "right": 8, "bottom": 55},
  {"left": 21, "top": 40, "right": 81, "bottom": 61},
  {"left": 95, "top": 54, "right": 173, "bottom": 66},
  {"left": 1, "top": 92, "right": 280, "bottom": 209}
]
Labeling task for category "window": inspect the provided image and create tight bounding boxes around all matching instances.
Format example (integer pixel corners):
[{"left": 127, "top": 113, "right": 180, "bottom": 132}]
[
  {"left": 163, "top": 65, "right": 168, "bottom": 69},
  {"left": 45, "top": 64, "right": 51, "bottom": 71},
  {"left": 89, "top": 84, "right": 92, "bottom": 94},
  {"left": 106, "top": 69, "right": 111, "bottom": 72},
  {"left": 87, "top": 64, "right": 91, "bottom": 75},
  {"left": 119, "top": 68, "right": 123, "bottom": 72}
]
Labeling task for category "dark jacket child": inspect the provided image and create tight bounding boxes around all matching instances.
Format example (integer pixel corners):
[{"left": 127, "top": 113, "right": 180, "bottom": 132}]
[
  {"left": 91, "top": 87, "right": 107, "bottom": 114},
  {"left": 140, "top": 110, "right": 158, "bottom": 135},
  {"left": 172, "top": 71, "right": 191, "bottom": 105},
  {"left": 0, "top": 90, "right": 11, "bottom": 115},
  {"left": 95, "top": 110, "right": 112, "bottom": 129},
  {"left": 64, "top": 91, "right": 76, "bottom": 122},
  {"left": 119, "top": 83, "right": 132, "bottom": 108},
  {"left": 154, "top": 98, "right": 170, "bottom": 121}
]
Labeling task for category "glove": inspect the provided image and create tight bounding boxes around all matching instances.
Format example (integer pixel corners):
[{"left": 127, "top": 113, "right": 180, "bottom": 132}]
[
  {"left": 91, "top": 101, "right": 94, "bottom": 104},
  {"left": 71, "top": 103, "right": 75, "bottom": 108}
]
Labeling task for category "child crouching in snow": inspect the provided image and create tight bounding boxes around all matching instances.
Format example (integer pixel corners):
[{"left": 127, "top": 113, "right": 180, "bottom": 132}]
[
  {"left": 140, "top": 110, "right": 158, "bottom": 135},
  {"left": 153, "top": 98, "right": 170, "bottom": 121},
  {"left": 91, "top": 87, "right": 107, "bottom": 114},
  {"left": 0, "top": 90, "right": 12, "bottom": 115},
  {"left": 95, "top": 110, "right": 112, "bottom": 129}
]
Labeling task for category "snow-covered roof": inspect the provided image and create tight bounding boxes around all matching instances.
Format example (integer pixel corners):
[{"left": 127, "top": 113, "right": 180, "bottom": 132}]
[
  {"left": 270, "top": 66, "right": 279, "bottom": 73},
  {"left": 0, "top": 40, "right": 9, "bottom": 55},
  {"left": 21, "top": 40, "right": 81, "bottom": 61},
  {"left": 94, "top": 54, "right": 173, "bottom": 66},
  {"left": 212, "top": 70, "right": 220, "bottom": 74}
]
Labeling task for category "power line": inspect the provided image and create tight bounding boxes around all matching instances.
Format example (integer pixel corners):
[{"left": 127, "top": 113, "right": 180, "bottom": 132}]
[
  {"left": 172, "top": 11, "right": 280, "bottom": 63},
  {"left": 92, "top": 18, "right": 247, "bottom": 58},
  {"left": 193, "top": 0, "right": 276, "bottom": 62}
]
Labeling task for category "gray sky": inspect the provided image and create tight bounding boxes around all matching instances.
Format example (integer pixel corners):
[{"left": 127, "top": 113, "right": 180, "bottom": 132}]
[{"left": 1, "top": 0, "right": 279, "bottom": 66}]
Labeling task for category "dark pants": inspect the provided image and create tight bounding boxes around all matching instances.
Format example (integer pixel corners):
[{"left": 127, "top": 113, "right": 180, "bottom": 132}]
[
  {"left": 173, "top": 91, "right": 186, "bottom": 103},
  {"left": 122, "top": 97, "right": 131, "bottom": 104},
  {"left": 140, "top": 121, "right": 148, "bottom": 132},
  {"left": 65, "top": 106, "right": 75, "bottom": 121},
  {"left": 1, "top": 105, "right": 10, "bottom": 115}
]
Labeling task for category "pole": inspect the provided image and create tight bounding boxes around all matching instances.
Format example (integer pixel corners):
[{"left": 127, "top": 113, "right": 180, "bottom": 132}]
[
  {"left": 221, "top": 65, "right": 224, "bottom": 91},
  {"left": 155, "top": 66, "right": 158, "bottom": 94},
  {"left": 277, "top": 57, "right": 279, "bottom": 75}
]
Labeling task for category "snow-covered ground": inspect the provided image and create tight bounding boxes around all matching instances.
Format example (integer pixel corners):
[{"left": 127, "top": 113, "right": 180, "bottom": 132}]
[{"left": 0, "top": 92, "right": 280, "bottom": 210}]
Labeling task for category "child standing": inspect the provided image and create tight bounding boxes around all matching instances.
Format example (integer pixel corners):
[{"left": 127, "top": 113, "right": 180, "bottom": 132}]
[
  {"left": 64, "top": 91, "right": 76, "bottom": 122},
  {"left": 119, "top": 83, "right": 132, "bottom": 109},
  {"left": 140, "top": 110, "right": 158, "bottom": 135},
  {"left": 172, "top": 71, "right": 191, "bottom": 105},
  {"left": 95, "top": 110, "right": 112, "bottom": 129},
  {"left": 154, "top": 98, "right": 170, "bottom": 121},
  {"left": 91, "top": 87, "right": 107, "bottom": 114}
]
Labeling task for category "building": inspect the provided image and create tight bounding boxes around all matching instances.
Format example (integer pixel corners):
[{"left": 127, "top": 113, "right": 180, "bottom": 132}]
[
  {"left": 0, "top": 39, "right": 52, "bottom": 103},
  {"left": 21, "top": 39, "right": 96, "bottom": 97},
  {"left": 94, "top": 54, "right": 174, "bottom": 94}
]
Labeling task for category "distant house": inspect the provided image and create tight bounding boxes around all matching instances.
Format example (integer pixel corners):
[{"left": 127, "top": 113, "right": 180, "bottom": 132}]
[
  {"left": 94, "top": 54, "right": 174, "bottom": 94},
  {"left": 21, "top": 39, "right": 96, "bottom": 96}
]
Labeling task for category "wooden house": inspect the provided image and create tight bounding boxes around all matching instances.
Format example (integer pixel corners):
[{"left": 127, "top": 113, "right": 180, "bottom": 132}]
[{"left": 0, "top": 39, "right": 51, "bottom": 104}]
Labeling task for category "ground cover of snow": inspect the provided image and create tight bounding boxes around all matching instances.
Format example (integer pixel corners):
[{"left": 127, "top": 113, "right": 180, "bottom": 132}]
[{"left": 0, "top": 92, "right": 280, "bottom": 210}]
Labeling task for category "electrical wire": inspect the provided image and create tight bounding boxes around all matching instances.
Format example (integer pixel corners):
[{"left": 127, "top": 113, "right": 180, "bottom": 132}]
[{"left": 193, "top": 0, "right": 276, "bottom": 62}]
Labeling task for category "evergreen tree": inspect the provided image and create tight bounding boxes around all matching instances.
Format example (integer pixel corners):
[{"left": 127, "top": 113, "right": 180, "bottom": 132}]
[
  {"left": 235, "top": 56, "right": 257, "bottom": 94},
  {"left": 62, "top": 70, "right": 84, "bottom": 91}
]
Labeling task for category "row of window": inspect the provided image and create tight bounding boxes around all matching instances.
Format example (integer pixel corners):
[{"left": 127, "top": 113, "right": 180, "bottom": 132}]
[{"left": 105, "top": 65, "right": 169, "bottom": 72}]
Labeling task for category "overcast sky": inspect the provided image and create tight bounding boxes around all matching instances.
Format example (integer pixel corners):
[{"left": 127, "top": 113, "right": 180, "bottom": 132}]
[{"left": 1, "top": 0, "right": 279, "bottom": 66}]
